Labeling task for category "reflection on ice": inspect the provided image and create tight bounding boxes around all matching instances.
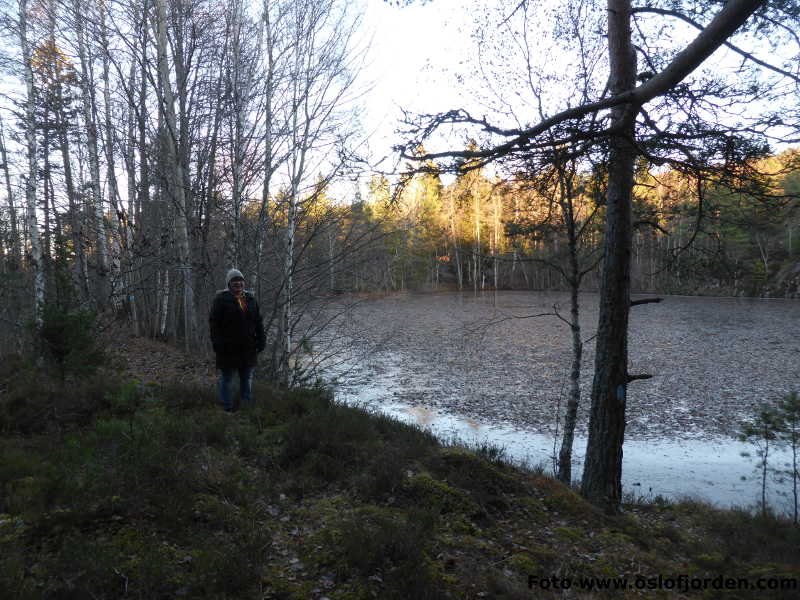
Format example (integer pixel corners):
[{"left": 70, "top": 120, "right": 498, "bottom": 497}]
[
  {"left": 325, "top": 291, "right": 799, "bottom": 514},
  {"left": 336, "top": 386, "right": 796, "bottom": 513}
]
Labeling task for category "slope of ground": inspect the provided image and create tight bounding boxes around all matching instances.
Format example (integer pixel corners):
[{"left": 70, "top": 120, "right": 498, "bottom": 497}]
[{"left": 0, "top": 338, "right": 798, "bottom": 599}]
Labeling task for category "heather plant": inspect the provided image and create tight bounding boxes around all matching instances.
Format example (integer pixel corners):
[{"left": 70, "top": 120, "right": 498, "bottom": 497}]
[{"left": 3, "top": 370, "right": 799, "bottom": 598}]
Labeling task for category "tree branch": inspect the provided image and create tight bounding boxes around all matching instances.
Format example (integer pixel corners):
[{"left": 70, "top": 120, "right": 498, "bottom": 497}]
[
  {"left": 627, "top": 373, "right": 654, "bottom": 382},
  {"left": 633, "top": 219, "right": 670, "bottom": 235},
  {"left": 632, "top": 6, "right": 800, "bottom": 84},
  {"left": 403, "top": 0, "right": 765, "bottom": 166},
  {"left": 630, "top": 297, "right": 663, "bottom": 307},
  {"left": 630, "top": 0, "right": 766, "bottom": 101}
]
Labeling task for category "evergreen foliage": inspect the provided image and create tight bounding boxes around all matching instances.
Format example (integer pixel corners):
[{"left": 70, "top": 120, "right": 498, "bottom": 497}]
[
  {"left": 37, "top": 301, "right": 105, "bottom": 382},
  {"left": 362, "top": 148, "right": 800, "bottom": 295},
  {"left": 32, "top": 257, "right": 106, "bottom": 383}
]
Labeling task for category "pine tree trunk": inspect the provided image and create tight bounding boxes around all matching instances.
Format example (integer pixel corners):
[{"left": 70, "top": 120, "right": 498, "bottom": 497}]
[{"left": 580, "top": 0, "right": 637, "bottom": 513}]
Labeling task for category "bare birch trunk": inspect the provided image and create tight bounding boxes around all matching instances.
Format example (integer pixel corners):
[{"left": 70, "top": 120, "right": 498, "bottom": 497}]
[
  {"left": 98, "top": 1, "right": 123, "bottom": 307},
  {"left": 57, "top": 118, "right": 88, "bottom": 295},
  {"left": 449, "top": 193, "right": 463, "bottom": 290},
  {"left": 154, "top": 0, "right": 196, "bottom": 349},
  {"left": 282, "top": 191, "right": 296, "bottom": 385},
  {"left": 43, "top": 127, "right": 53, "bottom": 267},
  {"left": 0, "top": 118, "right": 21, "bottom": 269},
  {"left": 159, "top": 268, "right": 170, "bottom": 337},
  {"left": 132, "top": 8, "right": 150, "bottom": 335},
  {"left": 229, "top": 0, "right": 245, "bottom": 268},
  {"left": 493, "top": 190, "right": 499, "bottom": 291},
  {"left": 123, "top": 36, "right": 140, "bottom": 335},
  {"left": 73, "top": 0, "right": 109, "bottom": 297},
  {"left": 557, "top": 173, "right": 584, "bottom": 484},
  {"left": 19, "top": 0, "right": 45, "bottom": 319},
  {"left": 44, "top": 2, "right": 88, "bottom": 296},
  {"left": 473, "top": 184, "right": 480, "bottom": 293},
  {"left": 255, "top": 0, "right": 280, "bottom": 299},
  {"left": 329, "top": 230, "right": 335, "bottom": 291}
]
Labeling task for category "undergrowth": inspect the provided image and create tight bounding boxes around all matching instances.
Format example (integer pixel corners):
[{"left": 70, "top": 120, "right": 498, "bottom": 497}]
[{"left": 1, "top": 362, "right": 798, "bottom": 599}]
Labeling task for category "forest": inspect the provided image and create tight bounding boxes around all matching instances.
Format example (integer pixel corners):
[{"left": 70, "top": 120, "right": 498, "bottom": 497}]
[
  {"left": 0, "top": 0, "right": 798, "bottom": 520},
  {"left": 362, "top": 148, "right": 800, "bottom": 297},
  {"left": 0, "top": 0, "right": 798, "bottom": 377}
]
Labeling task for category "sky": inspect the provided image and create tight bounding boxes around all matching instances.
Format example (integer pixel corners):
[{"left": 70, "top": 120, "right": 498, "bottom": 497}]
[
  {"left": 357, "top": 0, "right": 479, "bottom": 173},
  {"left": 1, "top": 0, "right": 793, "bottom": 203},
  {"left": 354, "top": 0, "right": 800, "bottom": 186},
  {"left": 352, "top": 0, "right": 604, "bottom": 182}
]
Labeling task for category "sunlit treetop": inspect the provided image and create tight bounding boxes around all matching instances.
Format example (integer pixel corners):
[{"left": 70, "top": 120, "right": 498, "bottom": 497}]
[{"left": 31, "top": 40, "right": 78, "bottom": 86}]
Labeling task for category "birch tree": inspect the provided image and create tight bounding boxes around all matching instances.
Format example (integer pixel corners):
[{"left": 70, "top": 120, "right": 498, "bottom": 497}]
[
  {"left": 270, "top": 0, "right": 363, "bottom": 386},
  {"left": 253, "top": 0, "right": 292, "bottom": 299},
  {"left": 18, "top": 0, "right": 45, "bottom": 319},
  {"left": 97, "top": 0, "right": 124, "bottom": 305},
  {"left": 222, "top": 0, "right": 263, "bottom": 268},
  {"left": 72, "top": 0, "right": 109, "bottom": 296},
  {"left": 507, "top": 156, "right": 604, "bottom": 484},
  {"left": 153, "top": 0, "right": 197, "bottom": 348},
  {"left": 0, "top": 116, "right": 21, "bottom": 271}
]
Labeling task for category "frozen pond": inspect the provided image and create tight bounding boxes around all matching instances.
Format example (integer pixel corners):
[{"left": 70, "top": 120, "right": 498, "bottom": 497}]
[{"left": 325, "top": 291, "right": 800, "bottom": 510}]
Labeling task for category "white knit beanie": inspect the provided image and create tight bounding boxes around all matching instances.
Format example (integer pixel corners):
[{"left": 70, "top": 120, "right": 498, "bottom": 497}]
[{"left": 226, "top": 268, "right": 244, "bottom": 287}]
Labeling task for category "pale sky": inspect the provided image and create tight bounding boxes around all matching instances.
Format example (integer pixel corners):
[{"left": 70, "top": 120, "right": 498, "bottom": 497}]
[
  {"left": 358, "top": 0, "right": 479, "bottom": 171},
  {"left": 355, "top": 0, "right": 800, "bottom": 177}
]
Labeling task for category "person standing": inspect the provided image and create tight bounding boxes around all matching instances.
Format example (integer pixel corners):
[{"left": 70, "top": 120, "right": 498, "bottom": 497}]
[{"left": 209, "top": 269, "right": 266, "bottom": 412}]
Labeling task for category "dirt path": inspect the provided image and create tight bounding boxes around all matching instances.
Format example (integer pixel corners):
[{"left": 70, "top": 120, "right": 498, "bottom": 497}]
[{"left": 107, "top": 330, "right": 217, "bottom": 388}]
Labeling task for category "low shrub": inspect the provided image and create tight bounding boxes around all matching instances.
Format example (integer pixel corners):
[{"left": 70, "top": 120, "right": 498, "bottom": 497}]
[
  {"left": 280, "top": 402, "right": 377, "bottom": 469},
  {"left": 355, "top": 443, "right": 410, "bottom": 500},
  {"left": 328, "top": 505, "right": 446, "bottom": 599},
  {"left": 0, "top": 372, "right": 121, "bottom": 434}
]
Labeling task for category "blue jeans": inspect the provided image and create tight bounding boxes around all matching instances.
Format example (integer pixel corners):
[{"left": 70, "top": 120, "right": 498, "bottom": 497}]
[{"left": 218, "top": 367, "right": 254, "bottom": 411}]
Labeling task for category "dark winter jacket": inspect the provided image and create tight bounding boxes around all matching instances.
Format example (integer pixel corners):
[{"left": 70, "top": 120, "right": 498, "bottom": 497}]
[{"left": 209, "top": 290, "right": 266, "bottom": 368}]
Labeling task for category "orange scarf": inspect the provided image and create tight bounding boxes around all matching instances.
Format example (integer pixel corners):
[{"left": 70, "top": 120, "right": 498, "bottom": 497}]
[{"left": 235, "top": 295, "right": 248, "bottom": 312}]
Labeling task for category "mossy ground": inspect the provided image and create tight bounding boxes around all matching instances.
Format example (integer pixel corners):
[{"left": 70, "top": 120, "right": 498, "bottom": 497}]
[{"left": 1, "top": 352, "right": 798, "bottom": 599}]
